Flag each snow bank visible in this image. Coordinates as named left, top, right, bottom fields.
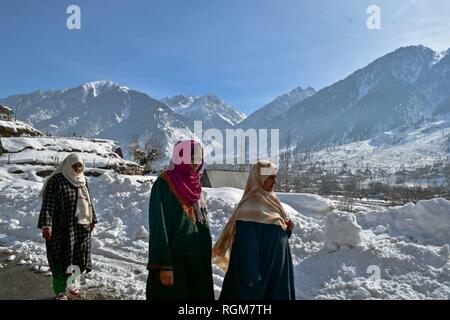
left=0, top=167, right=14, bottom=182
left=324, top=212, right=362, bottom=250
left=277, top=193, right=335, bottom=217
left=358, top=198, right=450, bottom=246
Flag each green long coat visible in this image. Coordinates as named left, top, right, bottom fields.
left=146, top=177, right=214, bottom=300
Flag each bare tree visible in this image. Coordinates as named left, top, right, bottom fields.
left=128, top=135, right=144, bottom=165
left=444, top=162, right=450, bottom=191
left=283, top=130, right=293, bottom=191
left=128, top=135, right=140, bottom=157
left=293, top=171, right=313, bottom=192
left=127, top=133, right=164, bottom=172
left=343, top=175, right=357, bottom=211
left=143, top=132, right=165, bottom=172
left=320, top=173, right=339, bottom=195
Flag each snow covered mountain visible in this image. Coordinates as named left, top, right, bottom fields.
left=161, top=95, right=197, bottom=114
left=239, top=86, right=316, bottom=129
left=298, top=117, right=450, bottom=176
left=0, top=81, right=195, bottom=162
left=259, top=46, right=450, bottom=150
left=2, top=45, right=450, bottom=168
left=162, top=93, right=246, bottom=129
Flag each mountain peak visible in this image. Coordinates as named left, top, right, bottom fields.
left=79, top=80, right=129, bottom=97
left=203, top=92, right=221, bottom=101
left=354, top=45, right=437, bottom=85
left=163, top=92, right=245, bottom=128
left=289, top=86, right=315, bottom=95
left=161, top=95, right=197, bottom=112
left=382, top=45, right=435, bottom=62
left=396, top=44, right=433, bottom=53
left=83, top=80, right=114, bottom=88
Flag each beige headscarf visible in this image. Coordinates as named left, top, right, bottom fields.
left=212, top=160, right=287, bottom=271
left=40, top=153, right=93, bottom=226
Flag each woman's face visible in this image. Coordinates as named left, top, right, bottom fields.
left=190, top=148, right=203, bottom=172
left=72, top=162, right=83, bottom=174
left=191, top=163, right=201, bottom=172
left=263, top=175, right=277, bottom=192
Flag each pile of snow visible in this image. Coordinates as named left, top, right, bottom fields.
left=324, top=212, right=362, bottom=250
left=4, top=254, right=16, bottom=262
left=1, top=170, right=449, bottom=299
left=357, top=198, right=450, bottom=246
left=277, top=192, right=335, bottom=217
left=0, top=166, right=14, bottom=181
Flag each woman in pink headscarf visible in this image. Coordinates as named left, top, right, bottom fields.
left=146, top=140, right=214, bottom=300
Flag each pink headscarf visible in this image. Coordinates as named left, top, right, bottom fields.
left=166, top=140, right=204, bottom=204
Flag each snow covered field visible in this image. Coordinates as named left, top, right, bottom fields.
left=1, top=166, right=449, bottom=300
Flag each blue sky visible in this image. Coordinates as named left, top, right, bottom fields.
left=1, top=0, right=449, bottom=114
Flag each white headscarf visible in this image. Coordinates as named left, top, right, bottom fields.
left=40, top=153, right=93, bottom=226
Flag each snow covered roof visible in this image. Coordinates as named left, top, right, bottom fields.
left=0, top=119, right=41, bottom=137
left=0, top=104, right=13, bottom=114
left=201, top=169, right=249, bottom=189
left=0, top=136, right=140, bottom=171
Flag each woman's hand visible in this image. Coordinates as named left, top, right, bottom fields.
left=159, top=270, right=174, bottom=287
left=42, top=227, right=52, bottom=240
left=286, top=219, right=295, bottom=232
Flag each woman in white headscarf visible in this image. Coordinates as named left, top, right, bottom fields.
left=213, top=160, right=295, bottom=300
left=38, top=153, right=97, bottom=300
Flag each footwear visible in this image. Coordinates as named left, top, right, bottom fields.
left=56, top=293, right=68, bottom=300
left=66, top=287, right=81, bottom=300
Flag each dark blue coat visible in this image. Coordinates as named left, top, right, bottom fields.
left=219, top=220, right=296, bottom=300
